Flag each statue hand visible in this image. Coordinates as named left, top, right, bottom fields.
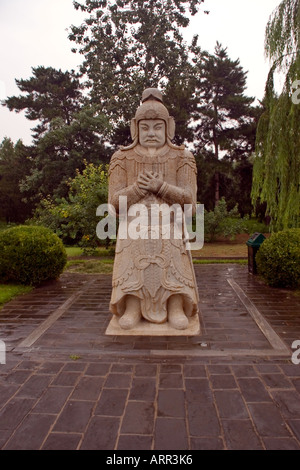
left=137, top=171, right=164, bottom=194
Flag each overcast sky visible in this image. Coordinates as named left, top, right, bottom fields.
left=0, top=0, right=281, bottom=145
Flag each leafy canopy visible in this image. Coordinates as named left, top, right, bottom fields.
left=32, top=161, right=109, bottom=251
left=69, top=0, right=206, bottom=143
left=252, top=0, right=300, bottom=230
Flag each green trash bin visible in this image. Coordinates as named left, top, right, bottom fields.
left=246, top=232, right=266, bottom=275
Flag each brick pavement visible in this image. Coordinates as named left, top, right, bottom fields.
left=0, top=265, right=300, bottom=450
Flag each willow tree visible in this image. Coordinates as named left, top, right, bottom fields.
left=252, top=0, right=300, bottom=230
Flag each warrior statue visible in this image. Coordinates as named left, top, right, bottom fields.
left=108, top=88, right=199, bottom=330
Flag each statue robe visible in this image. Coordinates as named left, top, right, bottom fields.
left=108, top=143, right=199, bottom=324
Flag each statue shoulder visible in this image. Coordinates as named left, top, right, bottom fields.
left=177, top=148, right=197, bottom=173
left=110, top=149, right=126, bottom=162
left=183, top=148, right=196, bottom=161
left=109, top=150, right=127, bottom=175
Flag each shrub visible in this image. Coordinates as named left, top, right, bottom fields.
left=256, top=228, right=300, bottom=288
left=0, top=225, right=67, bottom=286
left=31, top=162, right=109, bottom=252
left=242, top=218, right=270, bottom=235
left=204, top=198, right=248, bottom=242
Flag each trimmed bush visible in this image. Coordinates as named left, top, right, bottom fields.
left=0, top=225, right=67, bottom=286
left=204, top=198, right=248, bottom=242
left=256, top=228, right=300, bottom=288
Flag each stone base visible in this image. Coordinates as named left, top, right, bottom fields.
left=105, top=314, right=200, bottom=336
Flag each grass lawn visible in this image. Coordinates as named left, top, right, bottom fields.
left=65, top=257, right=248, bottom=274
left=0, top=284, right=32, bottom=309
left=192, top=241, right=248, bottom=258
left=65, top=258, right=114, bottom=274
left=65, top=246, right=84, bottom=257
left=193, top=259, right=247, bottom=265
left=66, top=240, right=248, bottom=261
left=65, top=246, right=115, bottom=258
left=64, top=240, right=248, bottom=274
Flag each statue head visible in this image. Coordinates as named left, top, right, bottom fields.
left=129, top=88, right=176, bottom=147
left=138, top=119, right=166, bottom=149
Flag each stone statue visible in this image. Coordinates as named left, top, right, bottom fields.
left=108, top=88, right=199, bottom=331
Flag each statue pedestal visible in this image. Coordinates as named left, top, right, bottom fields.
left=105, top=314, right=200, bottom=336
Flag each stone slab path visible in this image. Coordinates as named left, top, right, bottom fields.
left=1, top=265, right=300, bottom=450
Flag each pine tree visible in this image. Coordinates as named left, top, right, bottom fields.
left=0, top=138, right=34, bottom=222
left=4, top=66, right=110, bottom=203
left=193, top=42, right=255, bottom=206
left=4, top=66, right=83, bottom=141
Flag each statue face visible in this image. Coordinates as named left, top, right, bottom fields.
left=138, top=119, right=166, bottom=149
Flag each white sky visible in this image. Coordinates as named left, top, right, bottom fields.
left=0, top=0, right=281, bottom=145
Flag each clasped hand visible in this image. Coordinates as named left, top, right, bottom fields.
left=137, top=170, right=164, bottom=194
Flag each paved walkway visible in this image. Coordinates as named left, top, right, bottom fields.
left=1, top=265, right=300, bottom=450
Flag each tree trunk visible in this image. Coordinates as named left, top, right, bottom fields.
left=214, top=171, right=220, bottom=206
left=213, top=123, right=220, bottom=206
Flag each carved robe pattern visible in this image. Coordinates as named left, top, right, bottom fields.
left=108, top=144, right=199, bottom=324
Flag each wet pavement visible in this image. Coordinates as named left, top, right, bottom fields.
left=1, top=264, right=300, bottom=450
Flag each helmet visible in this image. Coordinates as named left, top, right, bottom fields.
left=130, top=88, right=175, bottom=141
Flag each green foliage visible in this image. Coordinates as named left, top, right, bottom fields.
left=19, top=104, right=110, bottom=204
left=4, top=66, right=83, bottom=139
left=194, top=43, right=255, bottom=157
left=2, top=0, right=259, bottom=224
left=204, top=198, right=248, bottom=242
left=69, top=0, right=206, bottom=145
left=196, top=153, right=257, bottom=216
left=256, top=228, right=300, bottom=288
left=192, top=42, right=257, bottom=207
left=0, top=138, right=34, bottom=222
left=4, top=67, right=110, bottom=205
left=265, top=0, right=299, bottom=71
left=242, top=218, right=270, bottom=235
left=32, top=162, right=108, bottom=252
left=252, top=69, right=300, bottom=230
left=0, top=221, right=17, bottom=232
left=0, top=226, right=67, bottom=286
left=252, top=0, right=300, bottom=230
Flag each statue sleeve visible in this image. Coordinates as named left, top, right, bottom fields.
left=108, top=152, right=146, bottom=214
left=157, top=150, right=197, bottom=212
